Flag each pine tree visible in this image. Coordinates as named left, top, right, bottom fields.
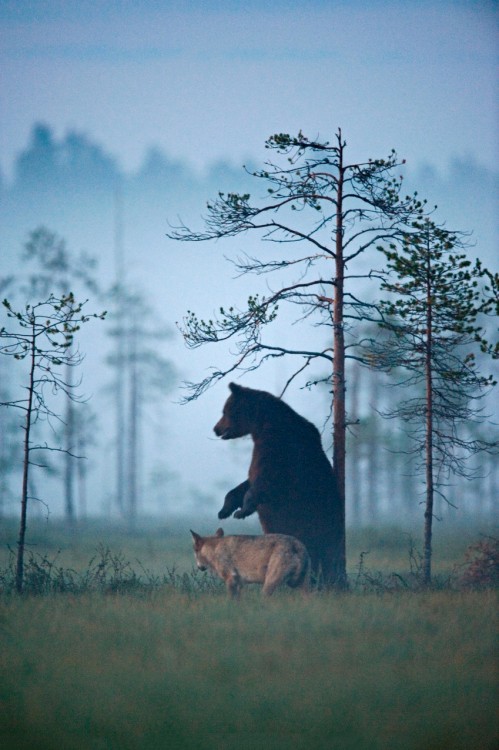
left=169, top=129, right=428, bottom=586
left=375, top=219, right=498, bottom=583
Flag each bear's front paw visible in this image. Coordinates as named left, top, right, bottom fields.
left=233, top=509, right=248, bottom=520
left=218, top=507, right=232, bottom=519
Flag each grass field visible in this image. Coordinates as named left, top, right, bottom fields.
left=0, top=518, right=497, bottom=750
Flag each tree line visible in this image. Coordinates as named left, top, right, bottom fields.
left=1, top=123, right=252, bottom=201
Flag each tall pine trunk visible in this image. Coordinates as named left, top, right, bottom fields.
left=16, top=325, right=36, bottom=593
left=332, top=134, right=347, bottom=587
left=366, top=375, right=380, bottom=524
left=64, top=360, right=75, bottom=523
left=114, top=185, right=126, bottom=516
left=127, top=328, right=138, bottom=525
left=348, top=362, right=361, bottom=526
left=423, top=257, right=434, bottom=585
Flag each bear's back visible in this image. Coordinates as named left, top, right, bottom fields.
left=249, top=391, right=335, bottom=508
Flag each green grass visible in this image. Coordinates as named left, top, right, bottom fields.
left=0, top=517, right=195, bottom=578
left=0, top=590, right=497, bottom=750
left=0, top=519, right=497, bottom=749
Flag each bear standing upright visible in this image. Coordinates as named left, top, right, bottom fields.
left=214, top=382, right=344, bottom=587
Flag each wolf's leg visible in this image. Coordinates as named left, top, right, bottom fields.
left=287, top=553, right=312, bottom=595
left=218, top=480, right=250, bottom=519
left=261, top=552, right=285, bottom=596
left=225, top=570, right=242, bottom=598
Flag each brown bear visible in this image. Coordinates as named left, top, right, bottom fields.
left=214, top=382, right=344, bottom=587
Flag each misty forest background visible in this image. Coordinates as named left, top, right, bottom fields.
left=1, top=123, right=498, bottom=529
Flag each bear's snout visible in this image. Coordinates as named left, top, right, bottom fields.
left=214, top=420, right=230, bottom=439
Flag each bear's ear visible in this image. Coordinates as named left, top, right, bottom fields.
left=229, top=382, right=244, bottom=395
left=215, top=527, right=224, bottom=537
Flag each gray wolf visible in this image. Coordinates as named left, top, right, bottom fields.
left=190, top=528, right=311, bottom=597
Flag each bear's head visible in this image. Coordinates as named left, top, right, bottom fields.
left=213, top=382, right=254, bottom=439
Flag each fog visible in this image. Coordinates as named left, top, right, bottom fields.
left=1, top=2, right=497, bottom=528
left=1, top=124, right=497, bottom=526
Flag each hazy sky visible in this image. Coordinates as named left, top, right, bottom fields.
left=1, top=1, right=497, bottom=515
left=1, top=0, right=497, bottom=181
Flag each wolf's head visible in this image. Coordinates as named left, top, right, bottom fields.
left=190, top=528, right=224, bottom=570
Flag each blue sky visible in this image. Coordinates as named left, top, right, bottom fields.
left=0, top=0, right=497, bottom=180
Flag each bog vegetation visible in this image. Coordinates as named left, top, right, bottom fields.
left=0, top=521, right=497, bottom=750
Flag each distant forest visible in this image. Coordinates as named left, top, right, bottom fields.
left=2, top=122, right=498, bottom=260
left=1, top=122, right=256, bottom=204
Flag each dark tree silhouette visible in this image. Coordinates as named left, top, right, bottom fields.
left=15, top=124, right=60, bottom=190
left=13, top=123, right=120, bottom=195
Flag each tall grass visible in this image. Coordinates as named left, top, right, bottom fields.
left=0, top=589, right=497, bottom=749
left=0, top=520, right=497, bottom=749
left=1, top=516, right=492, bottom=582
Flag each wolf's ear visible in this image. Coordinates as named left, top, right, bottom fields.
left=190, top=530, right=201, bottom=542
left=215, top=528, right=224, bottom=537
left=229, top=382, right=243, bottom=394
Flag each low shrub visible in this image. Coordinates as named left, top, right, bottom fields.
left=0, top=544, right=223, bottom=597
left=458, top=536, right=499, bottom=589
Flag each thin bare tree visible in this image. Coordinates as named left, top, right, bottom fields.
left=0, top=294, right=105, bottom=592
left=20, top=227, right=99, bottom=522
